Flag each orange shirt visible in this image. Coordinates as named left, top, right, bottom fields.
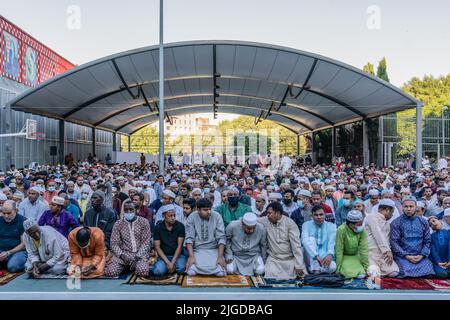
left=68, top=227, right=106, bottom=268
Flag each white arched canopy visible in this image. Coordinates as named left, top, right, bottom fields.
left=8, top=40, right=420, bottom=136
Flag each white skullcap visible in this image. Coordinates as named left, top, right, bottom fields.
left=369, top=189, right=380, bottom=196
left=66, top=181, right=74, bottom=186
left=8, top=183, right=16, bottom=188
left=347, top=210, right=364, bottom=223
left=170, top=181, right=178, bottom=187
left=51, top=196, right=66, bottom=206
left=445, top=208, right=450, bottom=217
left=160, top=204, right=176, bottom=214
left=29, top=186, right=41, bottom=193
left=416, top=201, right=426, bottom=209
left=325, top=185, right=335, bottom=191
left=0, top=193, right=7, bottom=201
left=298, top=189, right=312, bottom=198
left=379, top=199, right=396, bottom=208
left=242, top=212, right=257, bottom=226
left=443, top=197, right=450, bottom=202
left=23, top=219, right=38, bottom=231
left=192, top=188, right=202, bottom=194
left=268, top=193, right=282, bottom=200
left=163, top=189, right=176, bottom=199
left=311, top=180, right=320, bottom=185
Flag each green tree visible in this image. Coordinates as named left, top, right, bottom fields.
left=377, top=57, right=390, bottom=82
left=363, top=62, right=375, bottom=75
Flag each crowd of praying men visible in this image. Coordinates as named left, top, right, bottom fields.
left=1, top=155, right=450, bottom=283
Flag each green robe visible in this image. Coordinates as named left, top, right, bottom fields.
left=335, top=224, right=369, bottom=278
left=216, top=203, right=252, bottom=227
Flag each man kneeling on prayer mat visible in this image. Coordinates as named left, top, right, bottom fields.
left=23, top=219, right=70, bottom=277
left=225, top=212, right=267, bottom=276
left=105, top=201, right=151, bottom=277
left=185, top=198, right=227, bottom=276
left=258, top=202, right=307, bottom=280
left=301, top=205, right=337, bottom=274
left=150, top=204, right=187, bottom=276
left=67, top=227, right=106, bottom=279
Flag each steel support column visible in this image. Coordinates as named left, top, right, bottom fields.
left=112, top=132, right=117, bottom=152
left=362, top=120, right=369, bottom=166
left=92, top=127, right=96, bottom=156
left=416, top=103, right=423, bottom=171
left=58, top=120, right=65, bottom=165
left=158, top=0, right=165, bottom=174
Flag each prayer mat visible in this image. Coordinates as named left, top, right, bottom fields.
left=0, top=270, right=23, bottom=286
left=181, top=275, right=252, bottom=288
left=126, top=273, right=180, bottom=285
left=251, top=276, right=303, bottom=289
left=381, top=277, right=434, bottom=290
left=27, top=273, right=129, bottom=280
left=251, top=276, right=369, bottom=290
left=423, top=279, right=450, bottom=292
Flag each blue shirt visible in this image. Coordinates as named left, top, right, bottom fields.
left=301, top=220, right=337, bottom=259
left=430, top=229, right=450, bottom=264
left=66, top=204, right=81, bottom=222
left=0, top=214, right=25, bottom=252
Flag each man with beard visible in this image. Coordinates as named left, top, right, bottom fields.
left=84, top=191, right=117, bottom=249
left=216, top=187, right=252, bottom=228
left=225, top=213, right=267, bottom=276
left=0, top=200, right=27, bottom=272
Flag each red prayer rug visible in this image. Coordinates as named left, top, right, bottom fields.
left=381, top=277, right=435, bottom=290
left=423, top=279, right=450, bottom=292
left=0, top=270, right=23, bottom=286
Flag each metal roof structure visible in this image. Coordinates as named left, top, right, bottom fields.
left=8, top=40, right=421, bottom=135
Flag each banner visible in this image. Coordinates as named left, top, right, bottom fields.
left=0, top=15, right=75, bottom=87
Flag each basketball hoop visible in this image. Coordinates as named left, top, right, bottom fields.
left=26, top=119, right=37, bottom=140
left=36, top=132, right=45, bottom=141
left=0, top=118, right=38, bottom=139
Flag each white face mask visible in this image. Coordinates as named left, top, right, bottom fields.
left=81, top=193, right=89, bottom=200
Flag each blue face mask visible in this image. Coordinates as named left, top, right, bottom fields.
left=124, top=212, right=136, bottom=221
left=297, top=200, right=304, bottom=209
left=203, top=188, right=210, bottom=193
left=354, top=225, right=364, bottom=233
left=343, top=199, right=351, bottom=207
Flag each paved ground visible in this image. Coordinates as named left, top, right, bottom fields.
left=1, top=273, right=450, bottom=300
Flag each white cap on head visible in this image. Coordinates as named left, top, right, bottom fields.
left=51, top=196, right=66, bottom=206
left=268, top=193, right=282, bottom=200
left=29, top=186, right=41, bottom=193
left=369, top=189, right=380, bottom=196
left=298, top=189, right=312, bottom=198
left=347, top=210, right=364, bottom=223
left=23, top=219, right=38, bottom=231
left=445, top=208, right=450, bottom=217
left=242, top=212, right=258, bottom=226
left=416, top=201, right=426, bottom=209
left=170, top=181, right=178, bottom=187
left=378, top=199, right=395, bottom=208
left=163, top=189, right=176, bottom=199
left=160, top=204, right=176, bottom=214
left=0, top=193, right=7, bottom=201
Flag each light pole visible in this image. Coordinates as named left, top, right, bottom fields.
left=443, top=105, right=449, bottom=158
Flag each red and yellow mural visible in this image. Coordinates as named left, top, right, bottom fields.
left=0, top=15, right=75, bottom=87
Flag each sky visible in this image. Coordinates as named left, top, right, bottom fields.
left=1, top=0, right=449, bottom=123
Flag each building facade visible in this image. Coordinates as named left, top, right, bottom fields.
left=0, top=16, right=116, bottom=171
